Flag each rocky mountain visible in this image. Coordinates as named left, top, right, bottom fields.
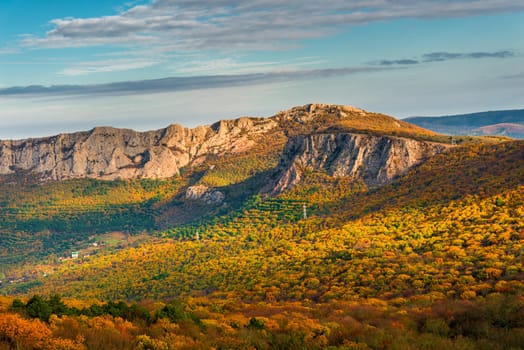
left=0, top=117, right=276, bottom=181
left=0, top=104, right=447, bottom=194
left=404, top=109, right=524, bottom=138
left=270, top=133, right=449, bottom=194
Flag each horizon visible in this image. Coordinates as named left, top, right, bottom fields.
left=0, top=103, right=523, bottom=142
left=1, top=1, right=523, bottom=139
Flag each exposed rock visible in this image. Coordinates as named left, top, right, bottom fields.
left=0, top=116, right=277, bottom=181
left=269, top=133, right=449, bottom=194
left=185, top=185, right=209, bottom=200
left=185, top=185, right=225, bottom=205
left=0, top=103, right=445, bottom=188
left=274, top=103, right=366, bottom=124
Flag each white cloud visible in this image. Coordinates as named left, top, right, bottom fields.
left=172, top=57, right=323, bottom=75
left=15, top=0, right=523, bottom=78
left=22, top=0, right=524, bottom=51
left=58, top=59, right=161, bottom=76
left=0, top=66, right=391, bottom=97
left=0, top=47, right=19, bottom=55
left=174, top=58, right=279, bottom=75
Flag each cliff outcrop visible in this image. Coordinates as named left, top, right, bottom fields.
left=270, top=133, right=449, bottom=194
left=0, top=117, right=277, bottom=181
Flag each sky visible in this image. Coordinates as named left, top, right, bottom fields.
left=0, top=0, right=523, bottom=139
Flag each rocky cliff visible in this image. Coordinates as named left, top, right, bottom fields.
left=0, top=117, right=277, bottom=181
left=270, top=133, right=449, bottom=194
left=0, top=103, right=447, bottom=189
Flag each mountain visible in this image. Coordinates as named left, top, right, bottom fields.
left=404, top=109, right=524, bottom=138
left=1, top=103, right=523, bottom=350
left=0, top=117, right=278, bottom=181
left=11, top=140, right=522, bottom=302
left=0, top=103, right=452, bottom=267
left=0, top=103, right=442, bottom=184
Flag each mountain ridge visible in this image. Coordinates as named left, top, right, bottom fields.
left=0, top=114, right=277, bottom=182
left=0, top=103, right=444, bottom=186
left=405, top=108, right=524, bottom=138
left=0, top=103, right=455, bottom=267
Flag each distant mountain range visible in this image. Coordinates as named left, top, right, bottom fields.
left=404, top=109, right=524, bottom=139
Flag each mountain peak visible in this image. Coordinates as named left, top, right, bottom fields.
left=273, top=103, right=438, bottom=138
left=275, top=103, right=365, bottom=123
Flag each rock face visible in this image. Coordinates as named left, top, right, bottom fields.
left=0, top=103, right=448, bottom=191
left=270, top=133, right=449, bottom=194
left=185, top=185, right=225, bottom=205
left=0, top=117, right=277, bottom=181
left=274, top=103, right=367, bottom=124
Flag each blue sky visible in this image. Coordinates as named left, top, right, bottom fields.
left=1, top=0, right=523, bottom=139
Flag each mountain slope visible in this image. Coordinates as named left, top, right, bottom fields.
left=405, top=109, right=524, bottom=138
left=0, top=105, right=448, bottom=259
left=3, top=140, right=522, bottom=302
left=1, top=103, right=516, bottom=289
left=1, top=105, right=523, bottom=350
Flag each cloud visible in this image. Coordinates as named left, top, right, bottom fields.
left=501, top=72, right=524, bottom=79
left=58, top=59, right=162, bottom=76
left=21, top=1, right=524, bottom=51
left=373, top=59, right=420, bottom=66
left=0, top=47, right=19, bottom=55
left=170, top=56, right=324, bottom=76
left=422, top=50, right=515, bottom=62
left=371, top=50, right=516, bottom=66
left=0, top=66, right=390, bottom=97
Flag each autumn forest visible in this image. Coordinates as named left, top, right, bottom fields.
left=0, top=107, right=523, bottom=350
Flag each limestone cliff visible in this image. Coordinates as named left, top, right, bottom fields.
left=270, top=133, right=449, bottom=194
left=0, top=117, right=277, bottom=181
left=0, top=103, right=447, bottom=188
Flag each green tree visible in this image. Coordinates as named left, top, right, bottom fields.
left=25, top=295, right=52, bottom=321
left=48, top=294, right=69, bottom=316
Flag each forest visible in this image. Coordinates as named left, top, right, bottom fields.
left=1, top=292, right=523, bottom=349
left=0, top=137, right=523, bottom=349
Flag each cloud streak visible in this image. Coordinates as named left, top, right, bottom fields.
left=422, top=50, right=515, bottom=62
left=371, top=50, right=516, bottom=66
left=375, top=59, right=420, bottom=66
left=22, top=1, right=524, bottom=51
left=0, top=66, right=389, bottom=97
left=58, top=59, right=162, bottom=76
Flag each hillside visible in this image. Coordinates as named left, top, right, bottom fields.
left=3, top=140, right=521, bottom=299
left=1, top=104, right=523, bottom=349
left=0, top=139, right=522, bottom=349
left=405, top=109, right=524, bottom=138
left=0, top=103, right=451, bottom=268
